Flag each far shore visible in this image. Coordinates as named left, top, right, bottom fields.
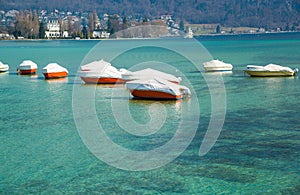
left=1, top=30, right=299, bottom=41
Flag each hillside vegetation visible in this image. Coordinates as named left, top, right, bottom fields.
left=2, top=0, right=300, bottom=28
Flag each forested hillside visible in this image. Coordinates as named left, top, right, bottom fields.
left=1, top=0, right=300, bottom=28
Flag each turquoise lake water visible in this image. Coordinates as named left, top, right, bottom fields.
left=1, top=33, right=300, bottom=194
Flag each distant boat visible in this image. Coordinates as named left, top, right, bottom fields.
left=203, top=60, right=233, bottom=71
left=121, top=68, right=181, bottom=84
left=126, top=78, right=190, bottom=100
left=79, top=59, right=125, bottom=84
left=0, top=61, right=9, bottom=72
left=42, top=63, right=68, bottom=79
left=17, top=60, right=38, bottom=75
left=244, top=64, right=298, bottom=77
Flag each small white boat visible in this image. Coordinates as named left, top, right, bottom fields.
left=203, top=60, right=233, bottom=71
left=0, top=61, right=9, bottom=72
left=79, top=59, right=125, bottom=84
left=126, top=78, right=191, bottom=100
left=244, top=64, right=298, bottom=77
left=42, top=63, right=68, bottom=79
left=121, top=68, right=181, bottom=84
left=17, top=60, right=38, bottom=75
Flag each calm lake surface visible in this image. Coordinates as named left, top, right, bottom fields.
left=1, top=33, right=299, bottom=194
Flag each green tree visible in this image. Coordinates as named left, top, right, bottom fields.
left=39, top=21, right=45, bottom=38
left=143, top=16, right=149, bottom=23
left=216, top=25, right=221, bottom=34
left=82, top=26, right=88, bottom=39
left=122, top=15, right=128, bottom=30
left=179, top=20, right=185, bottom=31
left=285, top=24, right=290, bottom=31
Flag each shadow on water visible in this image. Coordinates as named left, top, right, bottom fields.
left=173, top=105, right=299, bottom=180
left=8, top=72, right=19, bottom=76
left=281, top=183, right=300, bottom=195
left=174, top=162, right=257, bottom=184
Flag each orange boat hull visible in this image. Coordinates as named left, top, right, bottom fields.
left=81, top=77, right=126, bottom=84
left=130, top=90, right=181, bottom=100
left=43, top=71, right=68, bottom=79
left=18, top=68, right=37, bottom=75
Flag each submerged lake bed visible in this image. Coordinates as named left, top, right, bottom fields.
left=0, top=33, right=300, bottom=194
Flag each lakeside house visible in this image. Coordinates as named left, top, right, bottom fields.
left=92, top=30, right=110, bottom=38
left=45, top=20, right=68, bottom=39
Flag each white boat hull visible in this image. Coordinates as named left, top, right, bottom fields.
left=203, top=60, right=233, bottom=72
left=0, top=66, right=9, bottom=72
left=204, top=66, right=233, bottom=71
left=0, top=63, right=9, bottom=72
left=244, top=70, right=295, bottom=77
left=244, top=64, right=298, bottom=77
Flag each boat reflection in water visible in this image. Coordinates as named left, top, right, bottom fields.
left=45, top=77, right=69, bottom=84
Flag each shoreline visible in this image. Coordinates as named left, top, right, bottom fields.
left=1, top=31, right=299, bottom=41
left=194, top=30, right=300, bottom=36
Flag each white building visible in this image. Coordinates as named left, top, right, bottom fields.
left=92, top=31, right=110, bottom=38
left=45, top=20, right=60, bottom=38
left=45, top=20, right=69, bottom=39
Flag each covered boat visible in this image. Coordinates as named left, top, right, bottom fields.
left=17, top=60, right=38, bottom=75
left=244, top=64, right=298, bottom=77
left=125, top=78, right=191, bottom=100
left=203, top=60, right=233, bottom=71
left=42, top=63, right=68, bottom=79
left=0, top=61, right=9, bottom=72
left=121, top=68, right=181, bottom=84
left=79, top=59, right=125, bottom=84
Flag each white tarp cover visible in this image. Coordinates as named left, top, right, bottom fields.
left=126, top=78, right=191, bottom=96
left=79, top=59, right=122, bottom=78
left=0, top=61, right=9, bottom=69
left=247, top=64, right=293, bottom=72
left=203, top=60, right=233, bottom=68
left=121, top=68, right=181, bottom=83
left=42, top=63, right=68, bottom=73
left=18, top=60, right=38, bottom=70
left=80, top=59, right=111, bottom=71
